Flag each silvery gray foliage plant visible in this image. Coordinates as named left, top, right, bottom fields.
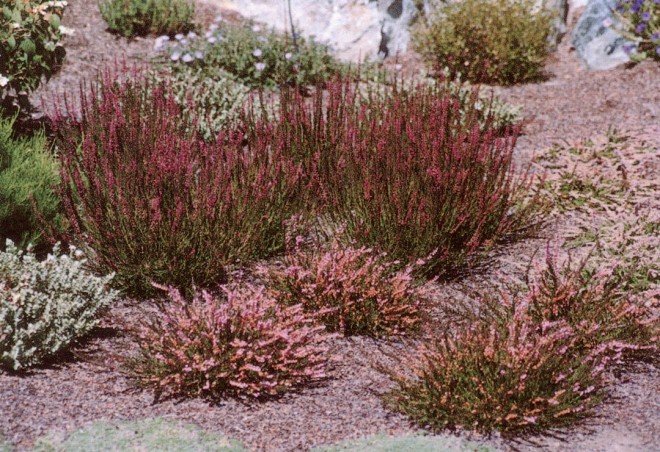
left=0, top=240, right=117, bottom=371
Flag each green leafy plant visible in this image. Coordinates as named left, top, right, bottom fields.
left=613, top=0, right=659, bottom=62
left=128, top=284, right=331, bottom=400
left=264, top=240, right=429, bottom=337
left=159, top=19, right=341, bottom=89
left=0, top=240, right=117, bottom=371
left=412, top=0, right=555, bottom=85
left=0, top=111, right=61, bottom=249
left=100, top=0, right=195, bottom=38
left=0, top=0, right=67, bottom=110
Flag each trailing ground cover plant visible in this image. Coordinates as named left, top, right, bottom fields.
left=264, top=239, right=429, bottom=337
left=613, top=0, right=659, bottom=61
left=100, top=0, right=195, bottom=38
left=384, top=252, right=657, bottom=435
left=257, top=78, right=541, bottom=277
left=158, top=18, right=341, bottom=89
left=0, top=240, right=117, bottom=371
left=0, top=111, right=61, bottom=249
left=51, top=69, right=298, bottom=297
left=128, top=285, right=331, bottom=400
left=0, top=0, right=67, bottom=111
left=412, top=0, right=555, bottom=84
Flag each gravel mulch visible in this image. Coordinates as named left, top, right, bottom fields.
left=3, top=1, right=659, bottom=451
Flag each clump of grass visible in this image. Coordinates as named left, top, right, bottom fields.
left=100, top=0, right=196, bottom=38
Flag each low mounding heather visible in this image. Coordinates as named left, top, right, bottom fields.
left=0, top=241, right=117, bottom=371
left=384, top=252, right=657, bottom=435
left=253, top=79, right=541, bottom=277
left=51, top=68, right=298, bottom=297
left=128, top=285, right=331, bottom=400
left=265, top=240, right=428, bottom=337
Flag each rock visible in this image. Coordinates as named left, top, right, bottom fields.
left=571, top=0, right=635, bottom=70
left=211, top=0, right=423, bottom=62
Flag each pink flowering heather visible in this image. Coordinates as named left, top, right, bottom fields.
left=246, top=78, right=543, bottom=278
left=128, top=284, right=332, bottom=400
left=265, top=240, right=429, bottom=337
left=50, top=67, right=300, bottom=297
left=384, top=292, right=611, bottom=435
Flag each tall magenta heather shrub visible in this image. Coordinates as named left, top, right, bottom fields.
left=52, top=69, right=299, bottom=296
left=249, top=79, right=541, bottom=277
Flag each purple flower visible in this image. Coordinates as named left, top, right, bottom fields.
left=641, top=12, right=651, bottom=21
left=657, top=46, right=660, bottom=55
left=636, top=23, right=646, bottom=33
left=623, top=44, right=634, bottom=54
left=652, top=32, right=660, bottom=41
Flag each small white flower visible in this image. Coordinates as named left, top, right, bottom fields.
left=179, top=38, right=188, bottom=46
left=253, top=48, right=263, bottom=57
left=58, top=25, right=75, bottom=35
left=182, top=53, right=194, bottom=63
left=213, top=15, right=223, bottom=23
left=207, top=36, right=217, bottom=44
left=258, top=36, right=268, bottom=43
left=394, top=63, right=403, bottom=72
left=602, top=17, right=613, bottom=28
left=252, top=25, right=261, bottom=33
left=156, top=35, right=170, bottom=43
left=187, top=31, right=197, bottom=39
left=209, top=24, right=219, bottom=32
left=194, top=51, right=204, bottom=59
left=284, top=52, right=293, bottom=60
left=175, top=33, right=184, bottom=41
left=255, top=62, right=266, bottom=71
left=0, top=75, right=9, bottom=88
left=170, top=51, right=181, bottom=61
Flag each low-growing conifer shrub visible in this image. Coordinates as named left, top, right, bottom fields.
left=128, top=284, right=332, bottom=400
left=412, top=0, right=555, bottom=85
left=100, top=0, right=195, bottom=38
left=0, top=240, right=117, bottom=371
left=0, top=112, right=61, bottom=249
left=255, top=79, right=541, bottom=277
left=51, top=68, right=298, bottom=297
left=265, top=240, right=428, bottom=337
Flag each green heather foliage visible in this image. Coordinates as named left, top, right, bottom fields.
left=265, top=240, right=429, bottom=337
left=413, top=0, right=555, bottom=84
left=0, top=241, right=117, bottom=371
left=52, top=69, right=297, bottom=297
left=256, top=79, right=541, bottom=277
left=0, top=0, right=67, bottom=108
left=161, top=19, right=340, bottom=89
left=0, top=112, right=60, bottom=248
left=32, top=418, right=247, bottom=452
left=129, top=285, right=331, bottom=400
left=100, top=0, right=195, bottom=38
left=384, top=253, right=657, bottom=435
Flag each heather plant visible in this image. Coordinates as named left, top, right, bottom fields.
left=264, top=239, right=429, bottom=337
left=128, top=284, right=331, bottom=400
left=51, top=69, right=298, bottom=297
left=384, top=299, right=610, bottom=435
left=613, top=0, right=660, bottom=61
left=412, top=0, right=555, bottom=85
left=0, top=240, right=117, bottom=371
left=99, top=0, right=195, bottom=38
left=0, top=0, right=67, bottom=111
left=258, top=79, right=541, bottom=277
left=0, top=111, right=61, bottom=249
left=158, top=19, right=341, bottom=89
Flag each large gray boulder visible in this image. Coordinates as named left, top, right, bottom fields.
left=571, top=0, right=636, bottom=70
left=211, top=0, right=569, bottom=62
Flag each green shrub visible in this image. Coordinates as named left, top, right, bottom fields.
left=0, top=112, right=61, bottom=249
left=0, top=0, right=67, bottom=109
left=412, top=0, right=555, bottom=85
left=100, top=0, right=195, bottom=38
left=159, top=19, right=341, bottom=89
left=614, top=0, right=659, bottom=62
left=0, top=240, right=117, bottom=371
left=148, top=67, right=250, bottom=142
